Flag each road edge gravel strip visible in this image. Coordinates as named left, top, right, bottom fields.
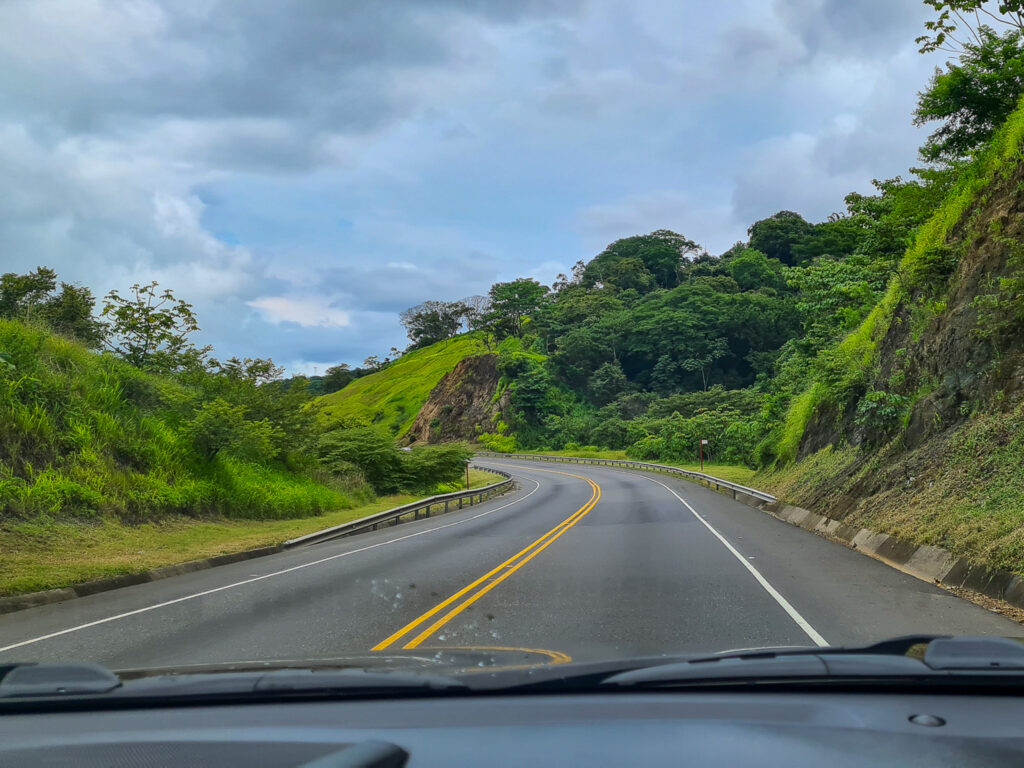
left=481, top=452, right=1024, bottom=613
left=0, top=466, right=514, bottom=617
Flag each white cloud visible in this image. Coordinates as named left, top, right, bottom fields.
left=247, top=295, right=351, bottom=328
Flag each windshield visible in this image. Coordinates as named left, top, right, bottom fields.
left=1, top=0, right=1023, bottom=683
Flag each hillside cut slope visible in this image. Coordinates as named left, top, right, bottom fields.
left=405, top=354, right=507, bottom=444
left=769, top=105, right=1024, bottom=574
left=318, top=334, right=487, bottom=436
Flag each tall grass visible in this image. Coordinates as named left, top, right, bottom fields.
left=0, top=319, right=350, bottom=522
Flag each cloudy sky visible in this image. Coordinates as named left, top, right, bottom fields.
left=0, top=0, right=942, bottom=372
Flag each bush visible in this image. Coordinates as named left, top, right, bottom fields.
left=318, top=425, right=405, bottom=494
left=477, top=432, right=517, bottom=452
left=401, top=442, right=473, bottom=492
left=184, top=398, right=282, bottom=463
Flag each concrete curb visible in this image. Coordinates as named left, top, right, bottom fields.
left=0, top=545, right=284, bottom=617
left=755, top=498, right=1024, bottom=612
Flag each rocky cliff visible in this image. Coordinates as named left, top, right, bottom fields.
left=404, top=354, right=508, bottom=444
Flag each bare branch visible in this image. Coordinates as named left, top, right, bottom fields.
left=951, top=8, right=983, bottom=44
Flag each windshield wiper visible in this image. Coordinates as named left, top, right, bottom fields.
left=0, top=662, right=467, bottom=705
left=601, top=636, right=1024, bottom=688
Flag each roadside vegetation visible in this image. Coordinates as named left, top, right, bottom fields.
left=0, top=468, right=501, bottom=596
left=0, top=272, right=477, bottom=595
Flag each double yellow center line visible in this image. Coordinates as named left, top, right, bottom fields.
left=372, top=469, right=601, bottom=651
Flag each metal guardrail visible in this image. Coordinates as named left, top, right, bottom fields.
left=474, top=452, right=777, bottom=504
left=283, top=466, right=515, bottom=548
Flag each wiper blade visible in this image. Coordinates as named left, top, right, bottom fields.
left=602, top=636, right=1024, bottom=688
left=0, top=662, right=466, bottom=704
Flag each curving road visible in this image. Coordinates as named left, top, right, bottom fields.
left=0, top=460, right=1019, bottom=669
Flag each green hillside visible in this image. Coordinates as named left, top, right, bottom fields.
left=0, top=319, right=351, bottom=521
left=318, top=334, right=488, bottom=435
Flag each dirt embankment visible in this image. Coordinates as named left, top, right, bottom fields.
left=405, top=354, right=507, bottom=444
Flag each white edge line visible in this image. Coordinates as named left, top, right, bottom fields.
left=0, top=477, right=544, bottom=655
left=639, top=474, right=829, bottom=648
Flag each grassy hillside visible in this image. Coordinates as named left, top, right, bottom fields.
left=318, top=333, right=488, bottom=435
left=757, top=96, right=1024, bottom=575
left=0, top=319, right=354, bottom=520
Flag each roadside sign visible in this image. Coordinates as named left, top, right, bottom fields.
left=701, top=439, right=708, bottom=445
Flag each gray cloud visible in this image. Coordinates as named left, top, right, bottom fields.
left=0, top=0, right=946, bottom=369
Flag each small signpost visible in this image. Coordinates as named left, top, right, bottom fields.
left=466, top=459, right=471, bottom=490
left=699, top=439, right=708, bottom=471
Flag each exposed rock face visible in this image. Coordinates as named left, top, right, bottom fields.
left=405, top=354, right=507, bottom=444
left=798, top=158, right=1024, bottom=461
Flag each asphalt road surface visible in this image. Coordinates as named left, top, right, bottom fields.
left=0, top=460, right=1019, bottom=670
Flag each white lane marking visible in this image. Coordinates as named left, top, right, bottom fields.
left=0, top=478, right=543, bottom=655
left=637, top=474, right=829, bottom=647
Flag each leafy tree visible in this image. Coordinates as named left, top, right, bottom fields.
left=401, top=442, right=473, bottom=492
left=485, top=278, right=549, bottom=339
left=680, top=338, right=730, bottom=391
left=915, top=27, right=1024, bottom=163
left=212, top=356, right=284, bottom=384
left=747, top=211, right=813, bottom=266
left=583, top=230, right=703, bottom=290
left=400, top=300, right=468, bottom=348
left=102, top=281, right=211, bottom=373
left=184, top=398, right=281, bottom=462
left=317, top=425, right=405, bottom=493
left=0, top=267, right=106, bottom=347
left=727, top=249, right=787, bottom=292
left=321, top=363, right=355, bottom=395
left=588, top=360, right=628, bottom=405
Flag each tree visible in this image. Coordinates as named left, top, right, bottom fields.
left=916, top=1, right=1024, bottom=55
left=485, top=278, right=549, bottom=339
left=588, top=360, right=628, bottom=405
left=727, top=249, right=786, bottom=292
left=321, top=363, right=354, bottom=395
left=102, top=281, right=211, bottom=373
left=914, top=27, right=1024, bottom=163
left=680, top=338, right=730, bottom=391
left=583, top=230, right=703, bottom=290
left=399, top=300, right=467, bottom=348
left=747, top=212, right=813, bottom=267
left=212, top=356, right=284, bottom=384
left=0, top=266, right=106, bottom=347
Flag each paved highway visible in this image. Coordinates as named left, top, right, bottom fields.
left=0, top=460, right=1019, bottom=670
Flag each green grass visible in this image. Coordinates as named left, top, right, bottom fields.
left=0, top=319, right=351, bottom=521
left=319, top=334, right=488, bottom=436
left=0, top=468, right=506, bottom=596
left=757, top=402, right=1024, bottom=576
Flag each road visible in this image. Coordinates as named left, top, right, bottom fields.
left=0, top=460, right=1019, bottom=670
